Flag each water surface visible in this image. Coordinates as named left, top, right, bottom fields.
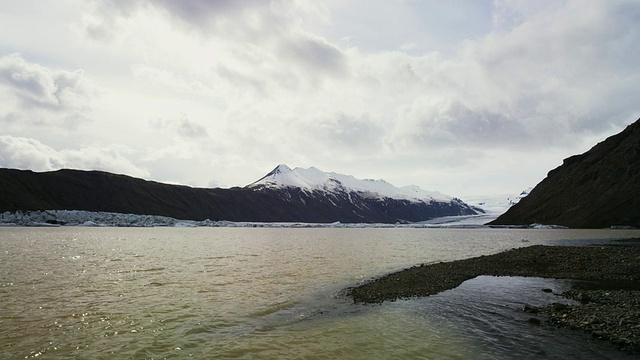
left=1, top=227, right=638, bottom=359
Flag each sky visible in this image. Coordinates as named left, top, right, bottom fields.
left=0, top=0, right=638, bottom=198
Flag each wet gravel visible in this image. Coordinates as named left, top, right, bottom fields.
left=347, top=242, right=640, bottom=353
left=536, top=289, right=640, bottom=354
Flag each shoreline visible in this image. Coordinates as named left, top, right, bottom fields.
left=347, top=241, right=640, bottom=353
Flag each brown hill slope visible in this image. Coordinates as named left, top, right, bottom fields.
left=489, top=118, right=640, bottom=228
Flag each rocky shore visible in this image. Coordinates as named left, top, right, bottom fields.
left=530, top=289, right=640, bottom=353
left=347, top=242, right=640, bottom=353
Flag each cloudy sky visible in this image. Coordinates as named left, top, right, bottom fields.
left=0, top=0, right=638, bottom=197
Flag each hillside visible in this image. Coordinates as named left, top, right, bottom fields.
left=490, top=118, right=640, bottom=228
left=0, top=166, right=479, bottom=224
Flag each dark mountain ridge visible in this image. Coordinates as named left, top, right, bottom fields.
left=490, top=118, right=640, bottom=228
left=0, top=167, right=479, bottom=224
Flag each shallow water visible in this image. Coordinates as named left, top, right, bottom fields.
left=1, top=227, right=638, bottom=359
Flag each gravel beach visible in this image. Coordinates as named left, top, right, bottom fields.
left=347, top=242, right=640, bottom=353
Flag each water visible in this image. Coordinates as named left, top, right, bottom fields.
left=1, top=227, right=638, bottom=359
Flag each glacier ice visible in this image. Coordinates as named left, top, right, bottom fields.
left=0, top=209, right=496, bottom=228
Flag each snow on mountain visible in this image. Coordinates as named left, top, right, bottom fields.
left=513, top=187, right=533, bottom=204
left=247, top=164, right=453, bottom=203
left=462, top=187, right=533, bottom=216
left=414, top=188, right=534, bottom=227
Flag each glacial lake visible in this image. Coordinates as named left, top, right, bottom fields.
left=1, top=227, right=639, bottom=359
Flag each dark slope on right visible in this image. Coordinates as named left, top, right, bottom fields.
left=489, top=118, right=640, bottom=228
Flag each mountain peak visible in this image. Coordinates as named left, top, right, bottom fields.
left=267, top=164, right=293, bottom=176
left=247, top=165, right=453, bottom=203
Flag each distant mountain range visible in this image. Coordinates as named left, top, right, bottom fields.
left=0, top=164, right=481, bottom=224
left=7, top=113, right=638, bottom=229
left=490, top=118, right=640, bottom=228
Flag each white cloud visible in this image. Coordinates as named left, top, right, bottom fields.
left=278, top=36, right=346, bottom=75
left=149, top=113, right=209, bottom=140
left=309, top=112, right=384, bottom=151
left=0, top=53, right=95, bottom=130
left=0, top=135, right=64, bottom=171
left=0, top=136, right=149, bottom=178
left=0, top=53, right=92, bottom=111
left=60, top=146, right=149, bottom=178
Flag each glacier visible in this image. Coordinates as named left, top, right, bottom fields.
left=0, top=209, right=494, bottom=228
left=0, top=183, right=535, bottom=228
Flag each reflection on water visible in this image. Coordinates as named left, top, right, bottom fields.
left=1, top=227, right=639, bottom=359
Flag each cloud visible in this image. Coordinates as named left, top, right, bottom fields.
left=80, top=0, right=342, bottom=89
left=215, top=64, right=266, bottom=95
left=60, top=146, right=149, bottom=178
left=153, top=0, right=265, bottom=29
left=353, top=0, right=640, bottom=154
left=79, top=2, right=640, bottom=137
left=0, top=136, right=149, bottom=178
left=305, top=112, right=384, bottom=152
left=2, top=0, right=638, bottom=196
left=278, top=36, right=346, bottom=75
left=394, top=100, right=530, bottom=148
left=0, top=54, right=94, bottom=129
left=465, top=0, right=640, bottom=124
left=0, top=53, right=92, bottom=111
left=149, top=113, right=209, bottom=140
left=0, top=135, right=64, bottom=171
left=83, top=0, right=288, bottom=43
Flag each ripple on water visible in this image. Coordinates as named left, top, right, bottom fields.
left=248, top=300, right=298, bottom=318
left=3, top=227, right=640, bottom=359
left=116, top=267, right=166, bottom=274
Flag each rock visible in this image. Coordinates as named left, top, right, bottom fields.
left=576, top=292, right=591, bottom=304
left=552, top=303, right=568, bottom=311
left=528, top=318, right=542, bottom=325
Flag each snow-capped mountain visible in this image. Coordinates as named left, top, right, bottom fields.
left=247, top=164, right=452, bottom=203
left=245, top=164, right=481, bottom=223
left=0, top=166, right=481, bottom=224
